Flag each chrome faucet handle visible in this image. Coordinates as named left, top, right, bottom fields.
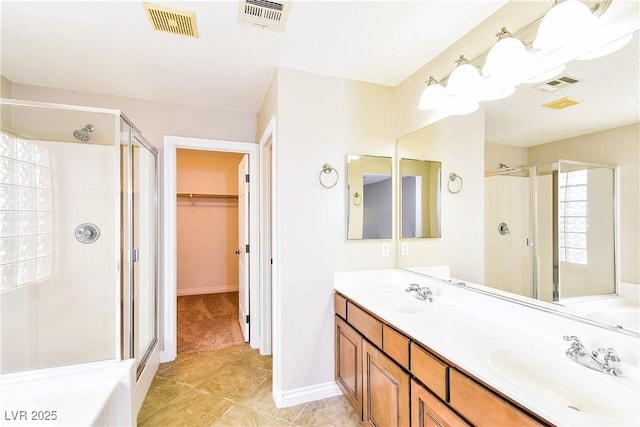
left=563, top=335, right=584, bottom=348
left=418, top=287, right=433, bottom=302
left=593, top=347, right=622, bottom=365
left=405, top=283, right=421, bottom=293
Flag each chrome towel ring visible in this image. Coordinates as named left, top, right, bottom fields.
left=319, top=163, right=339, bottom=188
left=448, top=172, right=463, bottom=193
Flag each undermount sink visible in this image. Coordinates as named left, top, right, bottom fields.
left=478, top=341, right=640, bottom=426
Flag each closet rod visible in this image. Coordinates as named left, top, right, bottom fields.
left=177, top=192, right=238, bottom=199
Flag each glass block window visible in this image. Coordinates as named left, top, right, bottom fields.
left=559, top=169, right=587, bottom=265
left=0, top=133, right=53, bottom=290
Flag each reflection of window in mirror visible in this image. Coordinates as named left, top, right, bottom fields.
left=346, top=155, right=392, bottom=240
left=400, top=158, right=442, bottom=238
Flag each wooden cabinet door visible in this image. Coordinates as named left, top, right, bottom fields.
left=335, top=315, right=363, bottom=419
left=411, top=379, right=470, bottom=427
left=363, top=340, right=410, bottom=427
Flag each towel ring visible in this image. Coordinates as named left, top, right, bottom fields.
left=352, top=192, right=362, bottom=205
left=448, top=172, right=463, bottom=193
left=319, top=163, right=339, bottom=188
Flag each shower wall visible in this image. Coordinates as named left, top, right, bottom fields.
left=484, top=175, right=532, bottom=297
left=1, top=137, right=115, bottom=373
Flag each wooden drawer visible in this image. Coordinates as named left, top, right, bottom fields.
left=449, top=369, right=542, bottom=426
left=410, top=343, right=448, bottom=401
left=383, top=325, right=409, bottom=370
left=411, top=379, right=470, bottom=427
left=335, top=293, right=348, bottom=319
left=347, top=302, right=383, bottom=348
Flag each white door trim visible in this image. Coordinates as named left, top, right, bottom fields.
left=259, top=116, right=276, bottom=358
left=161, top=136, right=260, bottom=363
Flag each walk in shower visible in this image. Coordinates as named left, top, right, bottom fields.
left=0, top=99, right=158, bottom=382
left=484, top=160, right=616, bottom=303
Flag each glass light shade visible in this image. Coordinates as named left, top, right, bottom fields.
left=482, top=85, right=516, bottom=102
left=532, top=0, right=598, bottom=50
left=418, top=82, right=449, bottom=110
left=447, top=96, right=479, bottom=116
left=577, top=33, right=633, bottom=60
left=447, top=63, right=483, bottom=97
left=483, top=37, right=532, bottom=77
left=524, top=64, right=565, bottom=84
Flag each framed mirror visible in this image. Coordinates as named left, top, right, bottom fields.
left=400, top=158, right=442, bottom=238
left=346, top=154, right=392, bottom=240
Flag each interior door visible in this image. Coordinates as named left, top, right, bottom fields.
left=238, top=154, right=250, bottom=342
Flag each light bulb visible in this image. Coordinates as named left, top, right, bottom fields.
left=533, top=0, right=598, bottom=51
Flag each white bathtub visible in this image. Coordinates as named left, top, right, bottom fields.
left=0, top=359, right=135, bottom=426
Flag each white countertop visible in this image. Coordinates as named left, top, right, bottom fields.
left=334, top=269, right=640, bottom=426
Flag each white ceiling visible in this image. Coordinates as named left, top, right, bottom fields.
left=0, top=0, right=508, bottom=113
left=1, top=1, right=638, bottom=148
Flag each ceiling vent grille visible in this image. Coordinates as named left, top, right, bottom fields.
left=238, top=0, right=290, bottom=32
left=542, top=97, right=581, bottom=110
left=534, top=75, right=583, bottom=92
left=144, top=3, right=199, bottom=38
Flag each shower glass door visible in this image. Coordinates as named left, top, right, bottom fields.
left=484, top=166, right=537, bottom=299
left=132, top=130, right=158, bottom=377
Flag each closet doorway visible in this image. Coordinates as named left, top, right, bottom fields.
left=162, top=137, right=261, bottom=363
left=175, top=149, right=246, bottom=354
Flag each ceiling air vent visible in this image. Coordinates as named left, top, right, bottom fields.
left=542, top=97, right=581, bottom=110
left=534, top=74, right=583, bottom=92
left=238, top=0, right=291, bottom=32
left=144, top=3, right=199, bottom=38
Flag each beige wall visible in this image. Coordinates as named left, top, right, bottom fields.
left=10, top=83, right=256, bottom=149
left=1, top=75, right=13, bottom=97
left=528, top=123, right=640, bottom=284
left=485, top=143, right=528, bottom=171
left=176, top=149, right=244, bottom=295
left=260, top=67, right=396, bottom=394
left=396, top=112, right=485, bottom=284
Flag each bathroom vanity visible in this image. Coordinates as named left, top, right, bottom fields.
left=334, top=269, right=640, bottom=426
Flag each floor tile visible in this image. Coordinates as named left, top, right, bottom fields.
left=157, top=351, right=227, bottom=386
left=210, top=404, right=291, bottom=427
left=195, top=361, right=270, bottom=401
left=137, top=376, right=193, bottom=422
left=234, top=373, right=306, bottom=423
left=138, top=388, right=232, bottom=427
left=292, top=395, right=362, bottom=427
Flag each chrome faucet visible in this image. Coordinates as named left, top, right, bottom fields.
left=405, top=284, right=433, bottom=302
left=563, top=336, right=623, bottom=376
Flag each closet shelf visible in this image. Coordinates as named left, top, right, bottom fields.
left=177, top=192, right=238, bottom=200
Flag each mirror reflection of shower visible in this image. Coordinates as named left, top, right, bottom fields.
left=73, top=124, right=95, bottom=142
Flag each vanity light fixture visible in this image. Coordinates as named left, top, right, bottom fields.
left=416, top=0, right=630, bottom=116
left=446, top=55, right=482, bottom=115
left=483, top=27, right=532, bottom=78
left=532, top=0, right=598, bottom=50
left=417, top=76, right=449, bottom=111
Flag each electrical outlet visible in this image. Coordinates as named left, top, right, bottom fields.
left=401, top=242, right=409, bottom=256
left=382, top=243, right=390, bottom=257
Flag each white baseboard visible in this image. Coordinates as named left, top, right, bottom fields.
left=273, top=381, right=342, bottom=408
left=177, top=285, right=238, bottom=296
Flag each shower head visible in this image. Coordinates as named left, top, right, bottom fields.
left=73, top=124, right=95, bottom=142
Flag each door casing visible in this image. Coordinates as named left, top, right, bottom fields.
left=161, top=136, right=261, bottom=362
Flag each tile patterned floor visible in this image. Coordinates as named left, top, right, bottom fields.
left=138, top=344, right=363, bottom=426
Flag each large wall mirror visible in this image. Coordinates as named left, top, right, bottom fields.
left=346, top=154, right=392, bottom=240
left=400, top=158, right=442, bottom=238
left=397, top=28, right=639, bottom=335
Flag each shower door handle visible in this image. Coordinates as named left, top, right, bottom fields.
left=131, top=248, right=139, bottom=262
